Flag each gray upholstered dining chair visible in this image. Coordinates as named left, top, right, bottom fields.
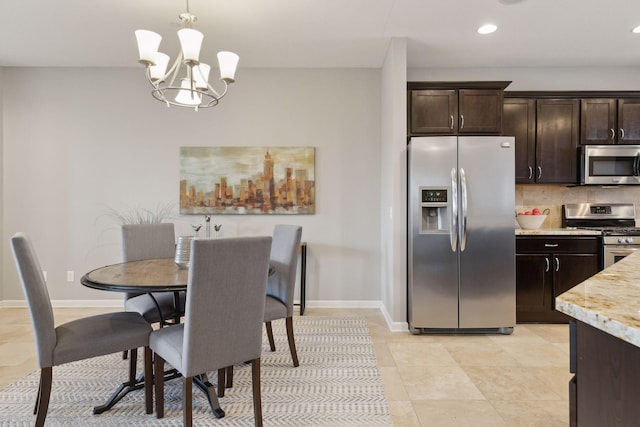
left=122, top=223, right=184, bottom=324
left=150, top=236, right=272, bottom=427
left=10, top=232, right=153, bottom=427
left=264, top=224, right=303, bottom=367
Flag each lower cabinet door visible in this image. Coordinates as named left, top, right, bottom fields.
left=516, top=254, right=553, bottom=321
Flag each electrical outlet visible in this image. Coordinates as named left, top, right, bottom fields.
left=67, top=271, right=74, bottom=282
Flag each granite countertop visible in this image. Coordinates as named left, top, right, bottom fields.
left=556, top=251, right=640, bottom=348
left=516, top=228, right=602, bottom=236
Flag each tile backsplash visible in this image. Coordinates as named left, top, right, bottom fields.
left=515, top=185, right=640, bottom=228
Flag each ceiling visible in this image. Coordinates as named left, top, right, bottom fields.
left=2, top=0, right=640, bottom=69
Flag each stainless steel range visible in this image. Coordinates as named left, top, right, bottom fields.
left=563, top=203, right=640, bottom=268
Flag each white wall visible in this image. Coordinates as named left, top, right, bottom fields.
left=1, top=67, right=382, bottom=305
left=380, top=38, right=408, bottom=330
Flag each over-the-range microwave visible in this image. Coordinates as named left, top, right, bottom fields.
left=581, top=145, right=640, bottom=185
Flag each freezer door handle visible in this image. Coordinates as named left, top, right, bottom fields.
left=459, top=167, right=468, bottom=252
left=450, top=168, right=458, bottom=252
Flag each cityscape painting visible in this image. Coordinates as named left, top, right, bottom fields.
left=180, top=146, right=315, bottom=215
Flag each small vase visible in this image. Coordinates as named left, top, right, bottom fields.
left=174, top=236, right=194, bottom=269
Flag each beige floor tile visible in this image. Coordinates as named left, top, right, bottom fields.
left=398, top=365, right=485, bottom=400
left=388, top=400, right=421, bottom=427
left=492, top=400, right=569, bottom=426
left=442, top=339, right=520, bottom=367
left=463, top=366, right=563, bottom=401
left=526, top=324, right=570, bottom=343
left=496, top=342, right=569, bottom=367
left=532, top=367, right=573, bottom=401
left=388, top=341, right=457, bottom=367
left=373, top=342, right=396, bottom=367
left=488, top=324, right=547, bottom=344
left=413, top=400, right=508, bottom=427
left=379, top=366, right=409, bottom=401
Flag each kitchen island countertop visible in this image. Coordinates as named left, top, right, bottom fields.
left=556, top=250, right=640, bottom=348
left=516, top=228, right=602, bottom=236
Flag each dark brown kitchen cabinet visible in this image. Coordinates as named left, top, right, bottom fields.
left=503, top=99, right=536, bottom=183
left=581, top=98, right=640, bottom=145
left=535, top=99, right=580, bottom=184
left=408, top=82, right=510, bottom=136
left=516, top=236, right=601, bottom=323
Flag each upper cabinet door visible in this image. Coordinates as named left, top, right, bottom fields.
left=580, top=99, right=616, bottom=145
left=617, top=99, right=640, bottom=145
left=410, top=90, right=458, bottom=135
left=458, top=89, right=503, bottom=134
left=536, top=99, right=580, bottom=184
left=504, top=99, right=536, bottom=183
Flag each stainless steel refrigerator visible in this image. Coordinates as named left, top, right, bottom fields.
left=407, top=136, right=515, bottom=334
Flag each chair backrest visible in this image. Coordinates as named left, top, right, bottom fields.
left=10, top=233, right=56, bottom=368
left=122, top=223, right=176, bottom=300
left=266, top=224, right=302, bottom=316
left=181, top=236, right=272, bottom=377
left=122, top=223, right=176, bottom=262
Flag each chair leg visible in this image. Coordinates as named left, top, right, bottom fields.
left=217, top=368, right=225, bottom=397
left=265, top=321, right=276, bottom=351
left=251, top=358, right=263, bottom=427
left=122, top=350, right=128, bottom=360
left=35, top=367, right=52, bottom=427
left=226, top=365, right=233, bottom=388
left=154, top=355, right=165, bottom=419
left=128, top=348, right=138, bottom=382
left=33, top=374, right=41, bottom=415
left=285, top=316, right=300, bottom=367
left=144, top=347, right=153, bottom=414
left=184, top=376, right=193, bottom=427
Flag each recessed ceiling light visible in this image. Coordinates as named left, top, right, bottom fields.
left=477, top=24, right=498, bottom=35
left=633, top=25, right=640, bottom=34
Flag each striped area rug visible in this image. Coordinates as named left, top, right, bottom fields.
left=0, top=316, right=392, bottom=426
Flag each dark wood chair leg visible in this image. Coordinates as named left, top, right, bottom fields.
left=34, top=374, right=42, bottom=415
left=285, top=316, right=300, bottom=367
left=217, top=368, right=225, bottom=397
left=35, top=367, right=52, bottom=427
left=154, top=355, right=165, bottom=418
left=122, top=350, right=128, bottom=360
left=226, top=365, right=233, bottom=388
left=128, top=348, right=138, bottom=382
left=184, top=376, right=193, bottom=427
left=251, top=358, right=263, bottom=427
left=144, top=347, right=153, bottom=414
left=265, top=321, right=276, bottom=351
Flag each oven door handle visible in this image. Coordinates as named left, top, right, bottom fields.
left=608, top=249, right=639, bottom=256
left=635, top=152, right=640, bottom=176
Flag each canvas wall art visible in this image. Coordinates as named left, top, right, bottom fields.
left=180, top=146, right=315, bottom=215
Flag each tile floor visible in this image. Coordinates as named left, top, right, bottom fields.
left=0, top=307, right=571, bottom=426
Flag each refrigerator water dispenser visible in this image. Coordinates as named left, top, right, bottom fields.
left=419, top=187, right=449, bottom=233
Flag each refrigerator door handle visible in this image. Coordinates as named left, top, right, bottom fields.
left=450, top=168, right=458, bottom=252
left=459, top=167, right=468, bottom=252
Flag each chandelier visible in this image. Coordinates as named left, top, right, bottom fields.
left=134, top=0, right=239, bottom=111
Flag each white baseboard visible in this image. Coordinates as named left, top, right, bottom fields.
left=1, top=299, right=410, bottom=332
left=1, top=300, right=123, bottom=309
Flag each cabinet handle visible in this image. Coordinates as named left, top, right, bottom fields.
left=544, top=243, right=559, bottom=247
left=620, top=128, right=625, bottom=140
left=545, top=258, right=550, bottom=272
left=528, top=166, right=533, bottom=180
left=555, top=256, right=560, bottom=272
left=460, top=114, right=465, bottom=129
left=610, top=128, right=615, bottom=141
left=537, top=166, right=542, bottom=180
left=450, top=115, right=454, bottom=130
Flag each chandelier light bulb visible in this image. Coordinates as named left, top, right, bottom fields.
left=135, top=30, right=162, bottom=65
left=193, top=63, right=211, bottom=89
left=175, top=79, right=202, bottom=105
left=217, top=51, right=240, bottom=83
left=149, top=52, right=170, bottom=82
left=178, top=28, right=204, bottom=65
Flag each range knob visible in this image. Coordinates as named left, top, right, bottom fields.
left=627, top=237, right=635, bottom=244
left=618, top=237, right=626, bottom=243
